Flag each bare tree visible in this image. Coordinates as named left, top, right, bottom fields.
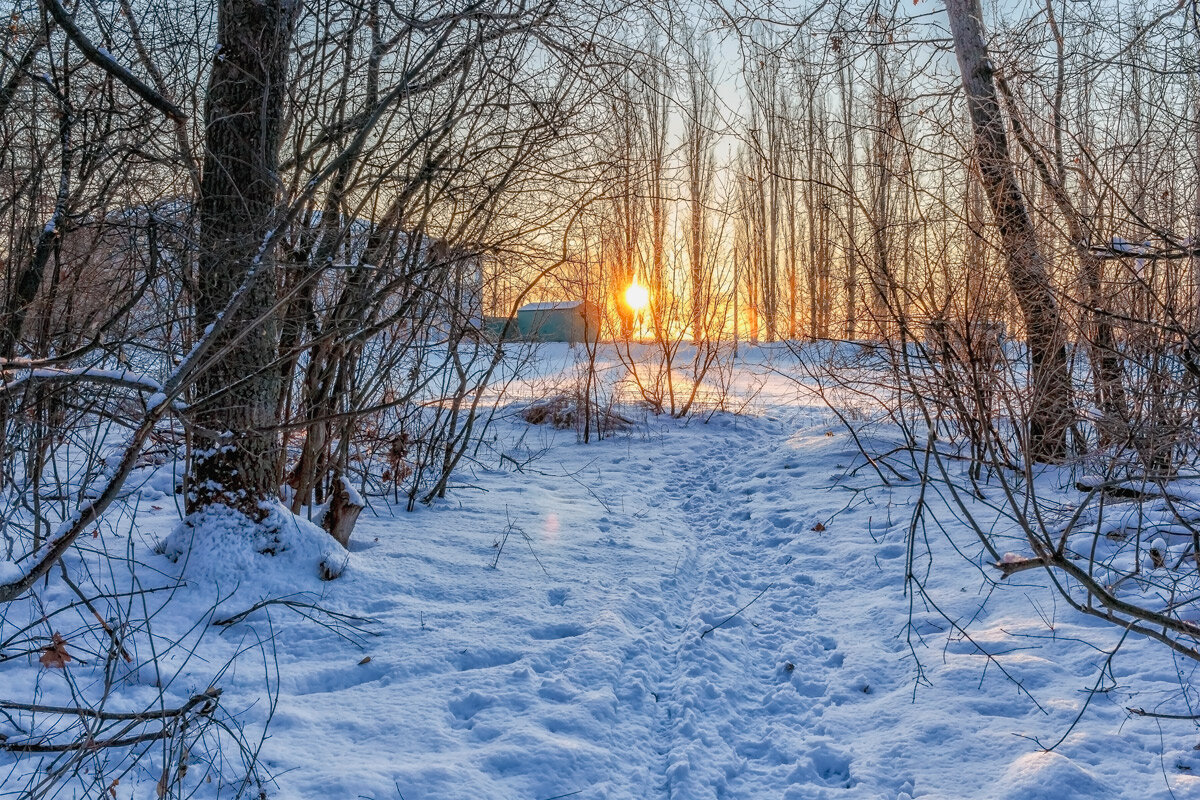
left=945, top=0, right=1074, bottom=462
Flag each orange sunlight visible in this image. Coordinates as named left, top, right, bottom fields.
left=624, top=275, right=650, bottom=313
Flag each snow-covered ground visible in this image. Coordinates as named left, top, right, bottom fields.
left=5, top=345, right=1200, bottom=799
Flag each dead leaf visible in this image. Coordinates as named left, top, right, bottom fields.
left=358, top=656, right=372, bottom=665
left=811, top=522, right=826, bottom=532
left=39, top=633, right=72, bottom=669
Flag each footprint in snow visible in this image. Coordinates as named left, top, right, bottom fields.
left=785, top=743, right=855, bottom=791
left=448, top=690, right=494, bottom=721
left=529, top=622, right=586, bottom=640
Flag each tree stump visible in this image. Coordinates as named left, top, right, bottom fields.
left=323, top=473, right=364, bottom=549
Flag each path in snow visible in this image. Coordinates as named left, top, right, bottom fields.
left=245, top=405, right=1200, bottom=800
left=648, top=412, right=918, bottom=799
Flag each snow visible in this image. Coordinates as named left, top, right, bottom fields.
left=339, top=474, right=364, bottom=508
left=995, top=752, right=1114, bottom=800
left=159, top=501, right=348, bottom=591
left=4, top=346, right=1200, bottom=799
left=0, top=560, right=22, bottom=585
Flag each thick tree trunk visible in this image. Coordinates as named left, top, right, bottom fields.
left=188, top=0, right=295, bottom=518
left=944, top=0, right=1074, bottom=462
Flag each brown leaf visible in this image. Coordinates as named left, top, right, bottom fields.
left=358, top=656, right=372, bottom=666
left=39, top=633, right=72, bottom=669
left=811, top=522, right=826, bottom=532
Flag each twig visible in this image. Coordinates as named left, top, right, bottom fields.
left=700, top=583, right=773, bottom=639
left=212, top=598, right=378, bottom=645
left=1127, top=707, right=1200, bottom=720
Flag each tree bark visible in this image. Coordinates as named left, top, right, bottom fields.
left=188, top=0, right=295, bottom=517
left=944, top=0, right=1074, bottom=461
left=837, top=50, right=858, bottom=340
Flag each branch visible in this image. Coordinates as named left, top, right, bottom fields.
left=992, top=555, right=1049, bottom=579
left=40, top=0, right=185, bottom=121
left=0, top=688, right=220, bottom=753
left=700, top=583, right=773, bottom=639
left=1127, top=707, right=1200, bottom=720
left=0, top=688, right=220, bottom=722
left=0, top=365, right=171, bottom=401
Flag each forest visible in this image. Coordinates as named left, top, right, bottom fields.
left=1, top=0, right=1199, bottom=796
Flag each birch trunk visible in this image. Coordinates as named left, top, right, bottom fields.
left=944, top=0, right=1074, bottom=461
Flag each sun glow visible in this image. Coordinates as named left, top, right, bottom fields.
left=624, top=276, right=650, bottom=313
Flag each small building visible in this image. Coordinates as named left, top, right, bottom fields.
left=516, top=301, right=600, bottom=344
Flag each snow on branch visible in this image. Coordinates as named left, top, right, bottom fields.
left=0, top=364, right=166, bottom=398
left=42, top=0, right=186, bottom=121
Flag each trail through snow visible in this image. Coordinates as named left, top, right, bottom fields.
left=242, top=403, right=1200, bottom=800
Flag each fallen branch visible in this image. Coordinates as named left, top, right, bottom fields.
left=0, top=688, right=220, bottom=753
left=0, top=688, right=221, bottom=722
left=3, top=727, right=172, bottom=753
left=1074, top=480, right=1180, bottom=503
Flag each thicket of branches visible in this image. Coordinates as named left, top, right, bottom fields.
left=0, top=0, right=669, bottom=793
left=2, top=0, right=1200, bottom=791
left=731, top=0, right=1200, bottom=715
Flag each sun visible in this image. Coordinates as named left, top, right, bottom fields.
left=625, top=276, right=649, bottom=313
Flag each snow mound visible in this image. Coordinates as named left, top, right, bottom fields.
left=161, top=501, right=348, bottom=592
left=992, top=751, right=1113, bottom=800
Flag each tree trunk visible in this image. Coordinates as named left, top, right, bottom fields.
left=944, top=0, right=1074, bottom=462
left=838, top=52, right=858, bottom=340
left=188, top=0, right=295, bottom=518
